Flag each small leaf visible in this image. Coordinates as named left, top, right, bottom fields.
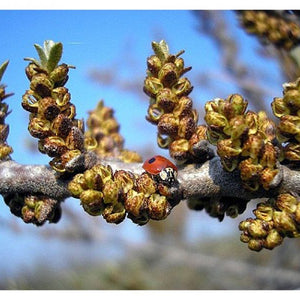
left=24, top=57, right=42, bottom=67
left=44, top=40, right=55, bottom=57
left=34, top=43, right=47, bottom=68
left=0, top=60, right=9, bottom=82
left=46, top=42, right=63, bottom=73
left=152, top=40, right=170, bottom=63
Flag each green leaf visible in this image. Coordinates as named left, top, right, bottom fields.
left=34, top=43, right=47, bottom=68
left=152, top=40, right=170, bottom=63
left=0, top=60, right=9, bottom=82
left=23, top=57, right=42, bottom=67
left=46, top=41, right=63, bottom=73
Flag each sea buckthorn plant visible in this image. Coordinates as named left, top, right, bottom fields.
left=2, top=11, right=300, bottom=250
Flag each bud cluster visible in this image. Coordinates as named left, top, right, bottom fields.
left=0, top=61, right=13, bottom=160
left=272, top=77, right=300, bottom=162
left=4, top=193, right=61, bottom=226
left=205, top=94, right=279, bottom=191
left=239, top=193, right=300, bottom=251
left=187, top=196, right=248, bottom=221
left=22, top=41, right=85, bottom=173
left=239, top=10, right=300, bottom=50
left=144, top=40, right=209, bottom=164
left=85, top=100, right=142, bottom=163
left=68, top=164, right=175, bottom=225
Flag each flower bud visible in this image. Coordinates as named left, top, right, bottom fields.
left=178, top=116, right=196, bottom=140
left=147, top=194, right=171, bottom=220
left=158, top=113, right=179, bottom=137
left=245, top=111, right=258, bottom=135
left=135, top=173, right=157, bottom=197
left=254, top=202, right=273, bottom=222
left=169, top=138, right=190, bottom=162
left=38, top=97, right=60, bottom=121
left=51, top=114, right=73, bottom=138
left=124, top=190, right=147, bottom=217
left=278, top=115, right=300, bottom=136
left=259, top=167, right=279, bottom=190
left=80, top=189, right=104, bottom=216
left=102, top=180, right=119, bottom=204
left=217, top=138, right=242, bottom=158
left=276, top=193, right=297, bottom=214
left=92, top=164, right=113, bottom=185
left=158, top=62, right=178, bottom=87
left=22, top=90, right=40, bottom=113
left=114, top=170, right=135, bottom=194
left=30, top=73, right=53, bottom=98
left=49, top=63, right=69, bottom=85
left=147, top=55, right=162, bottom=76
left=264, top=229, right=283, bottom=250
left=25, top=63, right=41, bottom=80
left=102, top=203, right=126, bottom=224
left=273, top=210, right=297, bottom=233
left=241, top=134, right=264, bottom=159
left=171, top=77, right=193, bottom=97
left=205, top=111, right=228, bottom=129
left=223, top=115, right=247, bottom=140
left=224, top=94, right=248, bottom=120
left=143, top=76, right=163, bottom=97
left=248, top=238, right=264, bottom=252
left=284, top=143, right=300, bottom=161
left=42, top=136, right=67, bottom=157
left=156, top=88, right=177, bottom=112
left=247, top=219, right=269, bottom=238
left=260, top=142, right=277, bottom=168
left=271, top=97, right=290, bottom=118
left=65, top=126, right=84, bottom=151
left=173, top=96, right=193, bottom=119
left=147, top=104, right=164, bottom=124
left=68, top=173, right=87, bottom=197
left=28, top=117, right=52, bottom=139
left=52, top=87, right=71, bottom=107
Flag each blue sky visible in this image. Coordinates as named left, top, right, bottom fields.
left=0, top=10, right=285, bottom=278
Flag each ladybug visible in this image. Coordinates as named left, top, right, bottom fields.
left=142, top=155, right=178, bottom=185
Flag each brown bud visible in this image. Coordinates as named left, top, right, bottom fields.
left=124, top=190, right=147, bottom=217
left=51, top=114, right=73, bottom=138
left=147, top=194, right=171, bottom=220
left=52, top=87, right=71, bottom=107
left=38, top=97, right=60, bottom=121
left=102, top=203, right=126, bottom=224
left=25, top=63, right=41, bottom=81
left=49, top=64, right=69, bottom=85
left=41, top=136, right=68, bottom=157
left=260, top=142, right=277, bottom=168
left=259, top=167, right=279, bottom=190
left=224, top=94, right=248, bottom=120
left=22, top=90, right=40, bottom=113
left=171, top=77, right=193, bottom=97
left=65, top=126, right=84, bottom=151
left=143, top=76, right=163, bottom=97
left=158, top=113, right=179, bottom=137
left=30, top=73, right=53, bottom=98
left=156, top=88, right=177, bottom=112
left=80, top=189, right=104, bottom=216
left=178, top=116, right=196, bottom=140
left=173, top=96, right=193, bottom=119
left=135, top=173, right=157, bottom=197
left=158, top=62, right=178, bottom=87
left=276, top=193, right=298, bottom=214
left=169, top=138, right=190, bottom=162
left=102, top=180, right=119, bottom=204
left=217, top=138, right=242, bottom=158
left=114, top=170, right=135, bottom=194
left=147, top=55, right=162, bottom=76
left=28, top=117, right=52, bottom=139
left=271, top=97, right=290, bottom=118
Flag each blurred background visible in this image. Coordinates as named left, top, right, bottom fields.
left=1, top=9, right=300, bottom=289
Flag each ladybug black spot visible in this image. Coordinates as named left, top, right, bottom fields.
left=148, top=157, right=156, bottom=164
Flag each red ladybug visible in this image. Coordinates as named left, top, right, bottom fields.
left=142, top=155, right=178, bottom=185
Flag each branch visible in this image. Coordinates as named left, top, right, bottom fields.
left=0, top=155, right=297, bottom=205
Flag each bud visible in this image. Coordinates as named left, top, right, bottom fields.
left=143, top=76, right=163, bottom=97
left=124, top=190, right=147, bottom=217
left=156, top=88, right=177, bottom=112
left=114, top=170, right=135, bottom=194
left=65, top=126, right=84, bottom=151
left=135, top=173, right=157, bottom=197
left=102, top=180, right=119, bottom=204
left=264, top=229, right=283, bottom=250
left=52, top=87, right=71, bottom=107
left=147, top=55, right=162, bottom=76
left=205, top=111, right=228, bottom=129
left=158, top=62, right=178, bottom=87
left=169, top=138, right=190, bottom=162
left=247, top=219, right=269, bottom=238
left=28, top=117, right=52, bottom=139
left=254, top=202, right=273, bottom=222
left=217, top=138, right=242, bottom=158
left=241, top=134, right=264, bottom=159
left=173, top=96, right=193, bottom=119
left=224, top=94, right=248, bottom=120
left=223, top=115, right=247, bottom=140
left=158, top=113, right=179, bottom=137
left=51, top=114, right=73, bottom=138
left=102, top=203, right=126, bottom=224
left=25, top=63, right=41, bottom=80
left=49, top=63, right=69, bottom=85
left=276, top=193, right=298, bottom=214
left=171, top=77, right=193, bottom=97
left=68, top=173, right=87, bottom=197
left=245, top=111, right=258, bottom=135
left=42, top=136, right=67, bottom=157
left=273, top=210, right=297, bottom=233
left=271, top=97, right=290, bottom=118
left=30, top=73, right=53, bottom=98
left=80, top=189, right=104, bottom=216
left=178, top=116, right=196, bottom=140
left=248, top=238, right=264, bottom=252
left=38, top=97, right=60, bottom=121
left=147, top=194, right=171, bottom=220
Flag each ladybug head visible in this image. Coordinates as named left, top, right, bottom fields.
left=159, top=167, right=177, bottom=185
